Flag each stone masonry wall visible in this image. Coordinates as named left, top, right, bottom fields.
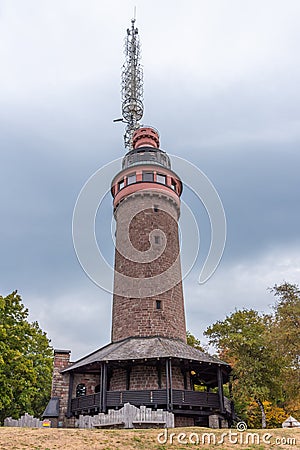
left=109, top=368, right=127, bottom=391
left=175, top=416, right=195, bottom=427
left=51, top=350, right=71, bottom=424
left=166, top=366, right=185, bottom=390
left=112, top=193, right=186, bottom=343
left=130, top=365, right=158, bottom=390
left=109, top=363, right=190, bottom=391
left=73, top=373, right=100, bottom=397
left=160, top=365, right=190, bottom=390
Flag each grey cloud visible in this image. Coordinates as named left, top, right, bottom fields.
left=1, top=0, right=299, bottom=358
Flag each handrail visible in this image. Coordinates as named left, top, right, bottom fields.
left=71, top=389, right=223, bottom=412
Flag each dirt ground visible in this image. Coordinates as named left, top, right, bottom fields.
left=0, top=426, right=299, bottom=450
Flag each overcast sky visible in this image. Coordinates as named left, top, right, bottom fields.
left=1, top=0, right=300, bottom=360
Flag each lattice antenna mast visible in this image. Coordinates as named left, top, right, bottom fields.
left=121, top=18, right=144, bottom=149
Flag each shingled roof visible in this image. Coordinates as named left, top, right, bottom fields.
left=62, top=336, right=229, bottom=372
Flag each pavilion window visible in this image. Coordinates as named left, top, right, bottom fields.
left=76, top=383, right=86, bottom=397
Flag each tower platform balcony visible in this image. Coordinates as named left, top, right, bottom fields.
left=122, top=146, right=171, bottom=169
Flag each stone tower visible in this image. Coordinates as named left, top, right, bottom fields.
left=111, top=126, right=186, bottom=343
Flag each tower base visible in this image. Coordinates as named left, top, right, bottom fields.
left=44, top=337, right=236, bottom=428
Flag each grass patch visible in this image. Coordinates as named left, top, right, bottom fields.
left=0, top=426, right=299, bottom=449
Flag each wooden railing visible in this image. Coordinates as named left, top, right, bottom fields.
left=70, top=389, right=229, bottom=414
left=71, top=392, right=100, bottom=412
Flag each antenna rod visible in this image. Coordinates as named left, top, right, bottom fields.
left=121, top=18, right=144, bottom=149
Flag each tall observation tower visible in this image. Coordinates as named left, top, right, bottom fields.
left=44, top=19, right=234, bottom=429
left=111, top=18, right=186, bottom=343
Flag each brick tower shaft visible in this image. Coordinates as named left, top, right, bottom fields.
left=111, top=127, right=186, bottom=343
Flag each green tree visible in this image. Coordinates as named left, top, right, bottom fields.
left=186, top=331, right=204, bottom=351
left=0, top=291, right=53, bottom=423
left=247, top=400, right=288, bottom=428
left=204, top=309, right=283, bottom=428
left=269, top=283, right=300, bottom=416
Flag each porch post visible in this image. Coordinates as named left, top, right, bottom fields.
left=157, top=360, right=162, bottom=389
left=66, top=371, right=74, bottom=418
left=169, top=358, right=173, bottom=410
left=102, top=362, right=107, bottom=412
left=181, top=366, right=188, bottom=390
left=126, top=366, right=131, bottom=390
left=99, top=363, right=103, bottom=412
left=165, top=359, right=170, bottom=411
left=217, top=366, right=225, bottom=413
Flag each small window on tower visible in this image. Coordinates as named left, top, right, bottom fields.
left=156, top=300, right=162, bottom=310
left=154, top=205, right=159, bottom=212
left=142, top=171, right=154, bottom=182
left=118, top=179, right=125, bottom=191
left=154, top=235, right=160, bottom=244
left=157, top=173, right=166, bottom=184
left=127, top=173, right=136, bottom=185
left=170, top=179, right=176, bottom=190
